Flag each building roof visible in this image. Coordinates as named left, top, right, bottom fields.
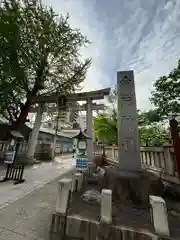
left=0, top=120, right=82, bottom=141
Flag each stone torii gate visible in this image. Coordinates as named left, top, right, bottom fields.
left=27, top=88, right=110, bottom=162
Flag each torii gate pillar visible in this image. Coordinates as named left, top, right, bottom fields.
left=86, top=99, right=93, bottom=164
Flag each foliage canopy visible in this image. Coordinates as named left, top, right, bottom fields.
left=0, top=0, right=91, bottom=127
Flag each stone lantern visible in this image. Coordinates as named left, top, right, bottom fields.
left=71, top=129, right=91, bottom=171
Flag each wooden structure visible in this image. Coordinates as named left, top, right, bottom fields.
left=170, top=118, right=180, bottom=182
left=1, top=165, right=25, bottom=185
left=0, top=131, right=25, bottom=184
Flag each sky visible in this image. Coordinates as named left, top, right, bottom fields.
left=42, top=0, right=180, bottom=110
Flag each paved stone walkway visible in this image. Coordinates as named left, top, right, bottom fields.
left=0, top=157, right=75, bottom=209
left=0, top=172, right=74, bottom=240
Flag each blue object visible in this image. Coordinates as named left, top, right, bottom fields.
left=76, top=156, right=88, bottom=170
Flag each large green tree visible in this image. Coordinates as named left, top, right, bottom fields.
left=138, top=109, right=162, bottom=126
left=138, top=109, right=168, bottom=146
left=151, top=59, right=180, bottom=117
left=0, top=0, right=91, bottom=128
left=139, top=124, right=168, bottom=147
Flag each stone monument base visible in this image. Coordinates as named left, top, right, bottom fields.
left=101, top=166, right=164, bottom=207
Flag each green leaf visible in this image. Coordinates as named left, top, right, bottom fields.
left=0, top=0, right=91, bottom=125
left=150, top=59, right=180, bottom=117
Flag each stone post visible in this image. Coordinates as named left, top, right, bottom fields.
left=56, top=178, right=72, bottom=215
left=72, top=172, right=83, bottom=192
left=112, top=146, right=115, bottom=159
left=86, top=98, right=93, bottom=164
left=163, top=145, right=174, bottom=175
left=26, top=103, right=44, bottom=162
left=149, top=195, right=170, bottom=237
left=101, top=189, right=112, bottom=224
left=71, top=174, right=76, bottom=192
left=117, top=71, right=141, bottom=171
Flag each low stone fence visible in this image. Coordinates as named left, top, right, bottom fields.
left=104, top=146, right=179, bottom=184
left=50, top=171, right=172, bottom=239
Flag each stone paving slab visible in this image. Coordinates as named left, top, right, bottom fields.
left=0, top=169, right=75, bottom=240
left=0, top=157, right=75, bottom=209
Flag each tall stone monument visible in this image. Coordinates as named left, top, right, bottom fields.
left=102, top=70, right=164, bottom=207
left=117, top=70, right=141, bottom=171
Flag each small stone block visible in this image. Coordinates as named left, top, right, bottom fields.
left=71, top=174, right=76, bottom=192
left=75, top=172, right=83, bottom=191
left=149, top=195, right=170, bottom=237
left=56, top=178, right=72, bottom=215
left=88, top=163, right=95, bottom=177
left=82, top=169, right=88, bottom=184
left=101, top=189, right=112, bottom=224
left=59, top=178, right=72, bottom=191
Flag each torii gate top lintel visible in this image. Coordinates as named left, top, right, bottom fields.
left=29, top=87, right=111, bottom=104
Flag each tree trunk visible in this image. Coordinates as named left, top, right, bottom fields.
left=26, top=104, right=44, bottom=162
left=13, top=99, right=32, bottom=130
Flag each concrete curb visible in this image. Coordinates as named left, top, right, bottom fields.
left=0, top=166, right=76, bottom=210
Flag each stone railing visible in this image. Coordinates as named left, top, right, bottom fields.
left=104, top=146, right=179, bottom=183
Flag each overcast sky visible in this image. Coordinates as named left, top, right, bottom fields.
left=42, top=0, right=180, bottom=110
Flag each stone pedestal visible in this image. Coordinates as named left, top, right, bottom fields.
left=74, top=172, right=83, bottom=192
left=101, top=189, right=112, bottom=224
left=101, top=167, right=164, bottom=207
left=56, top=178, right=72, bottom=214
